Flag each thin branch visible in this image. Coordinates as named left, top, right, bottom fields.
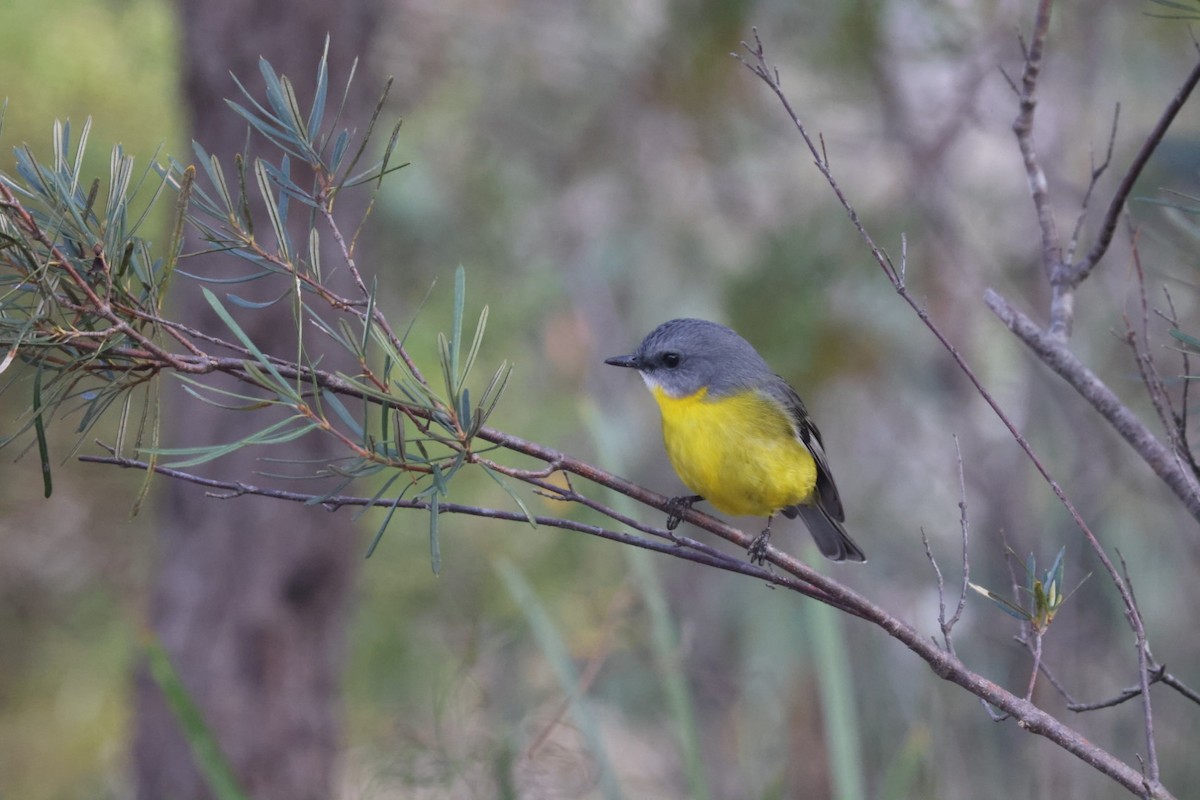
left=986, top=289, right=1200, bottom=521
left=76, top=446, right=1175, bottom=796
left=80, top=453, right=844, bottom=600
left=1120, top=551, right=1160, bottom=784
left=948, top=435, right=970, bottom=637
left=1025, top=631, right=1046, bottom=702
left=1123, top=227, right=1190, bottom=470
left=1011, top=0, right=1064, bottom=304
left=1072, top=56, right=1200, bottom=285
left=921, top=437, right=970, bottom=656
left=1065, top=103, right=1119, bottom=267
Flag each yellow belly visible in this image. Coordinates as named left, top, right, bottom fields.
left=651, top=385, right=817, bottom=517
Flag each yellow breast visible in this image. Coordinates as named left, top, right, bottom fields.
left=650, top=385, right=817, bottom=517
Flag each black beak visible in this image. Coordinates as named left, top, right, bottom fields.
left=604, top=353, right=640, bottom=369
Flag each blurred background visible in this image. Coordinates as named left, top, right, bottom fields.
left=3, top=0, right=1200, bottom=798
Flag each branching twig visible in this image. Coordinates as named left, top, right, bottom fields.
left=1009, top=0, right=1200, bottom=338
left=738, top=26, right=1180, bottom=800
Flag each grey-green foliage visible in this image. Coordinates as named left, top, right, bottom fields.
left=0, top=40, right=514, bottom=567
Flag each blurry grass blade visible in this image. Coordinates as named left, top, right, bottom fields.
left=143, top=636, right=251, bottom=800
left=879, top=726, right=930, bottom=800
left=625, top=547, right=709, bottom=800
left=811, top=597, right=864, bottom=800
left=495, top=560, right=623, bottom=800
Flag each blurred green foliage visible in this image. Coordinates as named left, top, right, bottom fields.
left=5, top=0, right=1200, bottom=798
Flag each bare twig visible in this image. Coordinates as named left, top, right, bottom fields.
left=922, top=437, right=971, bottom=656
left=1025, top=631, right=1046, bottom=702
left=1065, top=104, right=1119, bottom=266
left=1011, top=0, right=1064, bottom=319
left=1119, top=551, right=1160, bottom=784
left=1010, top=0, right=1200, bottom=338
left=1073, top=57, right=1200, bottom=285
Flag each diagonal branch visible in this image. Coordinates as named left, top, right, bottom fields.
left=985, top=289, right=1200, bottom=522
left=1071, top=57, right=1200, bottom=285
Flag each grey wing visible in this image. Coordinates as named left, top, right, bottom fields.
left=767, top=378, right=866, bottom=562
left=767, top=378, right=845, bottom=522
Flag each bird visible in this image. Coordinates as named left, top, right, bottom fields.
left=605, top=318, right=865, bottom=563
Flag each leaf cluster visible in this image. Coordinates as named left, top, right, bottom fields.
left=1, top=40, right=516, bottom=566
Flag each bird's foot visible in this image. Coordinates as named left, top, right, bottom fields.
left=748, top=528, right=773, bottom=565
left=665, top=495, right=703, bottom=531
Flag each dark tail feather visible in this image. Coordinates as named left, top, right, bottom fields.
left=793, top=504, right=867, bottom=563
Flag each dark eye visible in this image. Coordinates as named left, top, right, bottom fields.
left=661, top=352, right=681, bottom=368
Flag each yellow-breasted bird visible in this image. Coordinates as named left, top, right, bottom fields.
left=605, top=318, right=865, bottom=563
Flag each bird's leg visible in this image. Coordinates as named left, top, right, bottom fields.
left=748, top=516, right=774, bottom=565
left=665, top=494, right=703, bottom=531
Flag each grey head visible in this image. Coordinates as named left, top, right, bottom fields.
left=604, top=318, right=773, bottom=398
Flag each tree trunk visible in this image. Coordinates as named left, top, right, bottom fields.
left=133, top=4, right=379, bottom=799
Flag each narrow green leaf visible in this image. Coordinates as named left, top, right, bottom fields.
left=157, top=162, right=193, bottom=306
left=480, top=464, right=537, bottom=527
left=201, top=287, right=291, bottom=390
left=363, top=480, right=407, bottom=558
left=360, top=276, right=377, bottom=354
left=307, top=227, right=322, bottom=281
left=495, top=561, right=623, bottom=800
left=33, top=365, right=52, bottom=498
left=476, top=361, right=512, bottom=426
left=457, top=305, right=488, bottom=395
left=1170, top=328, right=1200, bottom=351
left=458, top=388, right=472, bottom=435
left=143, top=637, right=251, bottom=800
left=130, top=380, right=161, bottom=518
left=322, top=389, right=365, bottom=439
left=308, top=37, right=330, bottom=144
left=429, top=493, right=441, bottom=575
left=224, top=290, right=290, bottom=310
left=335, top=76, right=393, bottom=189
left=254, top=158, right=290, bottom=262
left=969, top=582, right=1029, bottom=621
left=450, top=265, right=465, bottom=386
